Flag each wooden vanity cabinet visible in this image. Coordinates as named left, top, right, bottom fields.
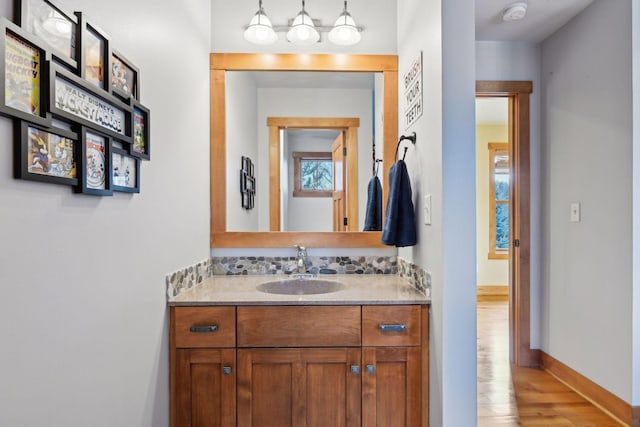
left=170, top=304, right=429, bottom=427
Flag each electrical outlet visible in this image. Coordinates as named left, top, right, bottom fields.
left=424, top=194, right=431, bottom=225
left=570, top=202, right=580, bottom=222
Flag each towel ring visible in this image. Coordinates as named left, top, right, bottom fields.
left=394, top=132, right=417, bottom=161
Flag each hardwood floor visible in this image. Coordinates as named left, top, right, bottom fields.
left=477, top=300, right=624, bottom=426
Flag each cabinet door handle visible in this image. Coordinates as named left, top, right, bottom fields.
left=223, top=366, right=232, bottom=376
left=378, top=324, right=406, bottom=332
left=190, top=325, right=218, bottom=333
left=366, top=364, right=376, bottom=375
left=350, top=365, right=360, bottom=375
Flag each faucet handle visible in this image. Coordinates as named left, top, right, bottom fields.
left=294, top=244, right=306, bottom=252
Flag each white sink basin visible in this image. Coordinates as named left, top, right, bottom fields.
left=257, top=278, right=344, bottom=295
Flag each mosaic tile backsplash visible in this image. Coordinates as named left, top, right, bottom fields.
left=166, top=256, right=431, bottom=299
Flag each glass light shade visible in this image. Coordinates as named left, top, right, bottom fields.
left=286, top=11, right=319, bottom=45
left=328, top=12, right=361, bottom=46
left=244, top=11, right=277, bottom=45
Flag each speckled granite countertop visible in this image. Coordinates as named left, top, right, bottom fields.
left=168, top=275, right=429, bottom=306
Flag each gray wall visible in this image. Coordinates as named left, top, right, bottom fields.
left=0, top=0, right=211, bottom=426
left=397, top=0, right=477, bottom=425
left=541, top=0, right=633, bottom=402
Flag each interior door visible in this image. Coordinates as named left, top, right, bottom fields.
left=332, top=132, right=346, bottom=231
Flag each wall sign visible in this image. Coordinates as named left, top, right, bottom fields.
left=403, top=51, right=423, bottom=130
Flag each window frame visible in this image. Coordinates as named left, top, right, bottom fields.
left=488, top=142, right=510, bottom=260
left=292, top=151, right=333, bottom=198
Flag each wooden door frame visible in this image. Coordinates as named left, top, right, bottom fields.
left=267, top=117, right=360, bottom=232
left=476, top=81, right=535, bottom=367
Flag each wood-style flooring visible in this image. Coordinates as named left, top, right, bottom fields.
left=477, top=300, right=623, bottom=426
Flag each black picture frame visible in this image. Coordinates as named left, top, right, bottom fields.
left=75, top=126, right=112, bottom=196
left=49, top=61, right=132, bottom=142
left=111, top=145, right=140, bottom=193
left=240, top=156, right=255, bottom=209
left=130, top=100, right=150, bottom=160
left=14, top=119, right=78, bottom=186
left=0, top=18, right=50, bottom=127
left=74, top=12, right=109, bottom=92
left=110, top=49, right=139, bottom=103
left=13, top=0, right=78, bottom=71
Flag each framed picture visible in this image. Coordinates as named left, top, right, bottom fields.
left=76, top=126, right=112, bottom=196
left=75, top=12, right=109, bottom=91
left=14, top=119, right=78, bottom=185
left=130, top=101, right=150, bottom=160
left=0, top=18, right=50, bottom=127
left=240, top=156, right=255, bottom=209
left=111, top=145, right=140, bottom=193
left=49, top=62, right=132, bottom=142
left=13, top=0, right=78, bottom=70
left=110, top=50, right=139, bottom=102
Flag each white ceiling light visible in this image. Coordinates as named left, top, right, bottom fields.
left=502, top=2, right=528, bottom=22
left=328, top=1, right=361, bottom=46
left=244, top=0, right=277, bottom=45
left=287, top=0, right=320, bottom=45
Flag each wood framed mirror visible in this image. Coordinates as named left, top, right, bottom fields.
left=210, top=53, right=398, bottom=248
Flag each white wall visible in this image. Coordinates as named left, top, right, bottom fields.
left=476, top=125, right=509, bottom=287
left=476, top=40, right=542, bottom=348
left=256, top=87, right=373, bottom=231
left=285, top=132, right=334, bottom=231
left=226, top=72, right=259, bottom=231
left=210, top=0, right=396, bottom=55
left=0, top=0, right=211, bottom=426
left=541, top=0, right=632, bottom=402
left=398, top=0, right=477, bottom=425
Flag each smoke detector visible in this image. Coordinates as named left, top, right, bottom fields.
left=502, top=2, right=528, bottom=22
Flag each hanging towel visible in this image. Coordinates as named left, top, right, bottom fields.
left=363, top=176, right=382, bottom=231
left=381, top=160, right=417, bottom=247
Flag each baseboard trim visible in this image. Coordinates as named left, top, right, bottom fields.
left=540, top=351, right=633, bottom=426
left=477, top=285, right=508, bottom=302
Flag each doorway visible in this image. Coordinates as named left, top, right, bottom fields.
left=476, top=81, right=534, bottom=367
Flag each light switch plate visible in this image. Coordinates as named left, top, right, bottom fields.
left=424, top=194, right=431, bottom=225
left=570, top=202, right=580, bottom=222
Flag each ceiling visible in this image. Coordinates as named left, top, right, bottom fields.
left=475, top=0, right=594, bottom=42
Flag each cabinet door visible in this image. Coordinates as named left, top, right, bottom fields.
left=174, top=349, right=236, bottom=427
left=362, top=347, right=421, bottom=427
left=238, top=348, right=361, bottom=427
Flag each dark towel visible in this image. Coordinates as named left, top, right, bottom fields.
left=363, top=176, right=382, bottom=231
left=381, top=160, right=417, bottom=247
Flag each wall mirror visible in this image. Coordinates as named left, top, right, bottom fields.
left=210, top=53, right=398, bottom=248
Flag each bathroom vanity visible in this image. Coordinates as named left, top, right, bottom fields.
left=168, top=275, right=429, bottom=427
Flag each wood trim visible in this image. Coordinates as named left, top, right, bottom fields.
left=267, top=117, right=360, bottom=128
left=488, top=252, right=509, bottom=260
left=210, top=54, right=397, bottom=247
left=211, top=53, right=398, bottom=72
left=345, top=126, right=358, bottom=231
left=633, top=406, right=640, bottom=427
left=541, top=351, right=633, bottom=426
left=211, top=231, right=384, bottom=248
left=477, top=80, right=532, bottom=368
left=269, top=125, right=280, bottom=231
left=477, top=285, right=509, bottom=302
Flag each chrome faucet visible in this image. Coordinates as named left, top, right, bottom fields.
left=294, top=244, right=307, bottom=274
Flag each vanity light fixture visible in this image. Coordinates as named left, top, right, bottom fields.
left=243, top=0, right=278, bottom=45
left=328, top=1, right=361, bottom=46
left=286, top=0, right=320, bottom=45
left=243, top=0, right=363, bottom=46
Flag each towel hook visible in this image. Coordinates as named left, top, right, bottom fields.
left=394, top=132, right=417, bottom=161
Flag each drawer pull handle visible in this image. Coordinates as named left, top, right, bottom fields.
left=379, top=324, right=406, bottom=332
left=351, top=365, right=360, bottom=375
left=190, top=325, right=218, bottom=333
left=223, top=366, right=232, bottom=376
left=366, top=364, right=376, bottom=375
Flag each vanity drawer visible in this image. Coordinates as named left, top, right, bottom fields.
left=362, top=305, right=421, bottom=347
left=237, top=306, right=361, bottom=347
left=173, top=306, right=236, bottom=348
